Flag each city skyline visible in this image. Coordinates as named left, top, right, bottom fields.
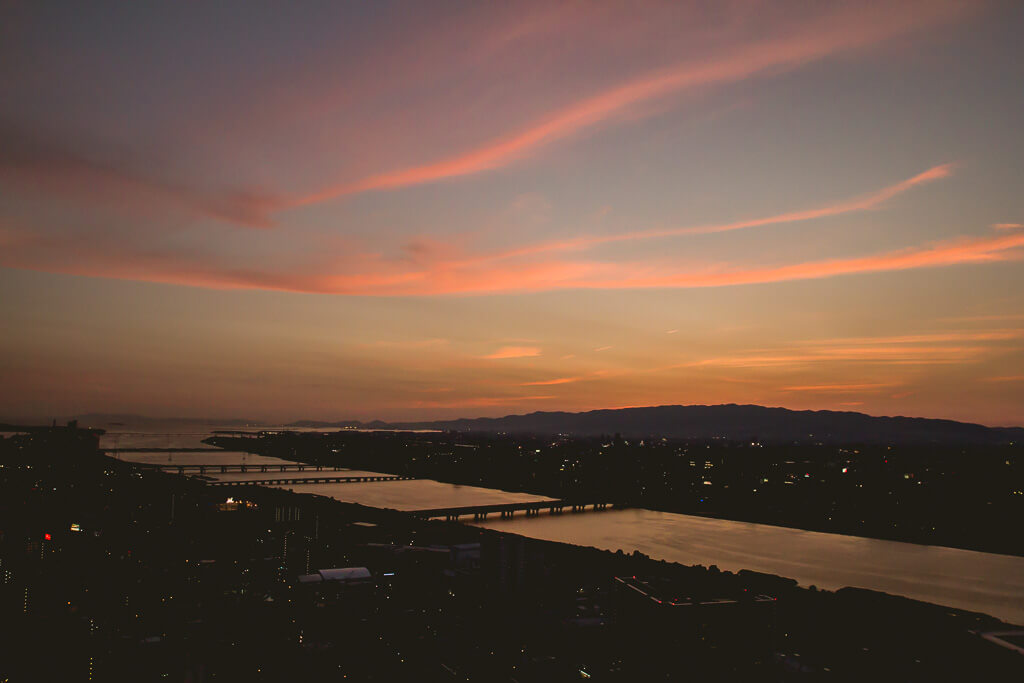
left=2, top=1, right=1023, bottom=424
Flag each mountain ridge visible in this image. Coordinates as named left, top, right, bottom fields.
left=287, top=403, right=1024, bottom=445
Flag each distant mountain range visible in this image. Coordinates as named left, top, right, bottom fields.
left=288, top=404, right=1024, bottom=445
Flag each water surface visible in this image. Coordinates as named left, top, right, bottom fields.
left=474, top=508, right=1024, bottom=625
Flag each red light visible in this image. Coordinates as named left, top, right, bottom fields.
left=44, top=533, right=52, bottom=541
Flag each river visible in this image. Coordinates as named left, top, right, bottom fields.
left=96, top=424, right=1024, bottom=625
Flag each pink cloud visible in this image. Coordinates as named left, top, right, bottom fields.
left=0, top=127, right=284, bottom=228
left=288, top=3, right=968, bottom=208
left=993, top=223, right=1023, bottom=230
left=464, top=164, right=955, bottom=264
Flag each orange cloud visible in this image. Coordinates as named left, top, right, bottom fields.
left=481, top=346, right=542, bottom=359
left=798, top=330, right=1024, bottom=345
left=686, top=345, right=988, bottom=369
left=519, top=377, right=584, bottom=386
left=595, top=231, right=1024, bottom=292
left=782, top=383, right=899, bottom=393
left=6, top=226, right=1024, bottom=297
left=993, top=223, right=1023, bottom=230
left=411, top=395, right=554, bottom=409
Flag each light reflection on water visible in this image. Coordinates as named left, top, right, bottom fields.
left=97, top=425, right=1024, bottom=625
left=113, top=452, right=294, bottom=466
left=473, top=508, right=1024, bottom=626
left=256, top=479, right=553, bottom=512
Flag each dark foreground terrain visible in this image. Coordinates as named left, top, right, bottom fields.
left=2, top=426, right=1022, bottom=681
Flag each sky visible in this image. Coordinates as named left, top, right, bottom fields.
left=1, top=0, right=1023, bottom=425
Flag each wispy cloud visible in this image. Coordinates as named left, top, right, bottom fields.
left=519, top=376, right=584, bottom=386
left=373, top=338, right=450, bottom=349
left=481, top=346, right=541, bottom=359
left=411, top=395, right=554, bottom=409
left=686, top=345, right=987, bottom=369
left=5, top=226, right=1024, bottom=297
left=287, top=3, right=967, bottom=208
left=782, top=383, right=899, bottom=393
left=798, top=330, right=1024, bottom=346
left=0, top=126, right=284, bottom=228
left=467, top=164, right=955, bottom=263
left=993, top=223, right=1023, bottom=230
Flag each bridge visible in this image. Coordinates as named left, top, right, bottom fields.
left=208, top=474, right=418, bottom=487
left=413, top=500, right=619, bottom=521
left=106, top=448, right=229, bottom=453
left=144, top=463, right=347, bottom=474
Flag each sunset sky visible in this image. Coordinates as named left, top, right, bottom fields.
left=2, top=1, right=1022, bottom=425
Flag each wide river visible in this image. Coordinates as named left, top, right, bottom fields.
left=215, top=473, right=1024, bottom=626
left=97, top=426, right=1024, bottom=626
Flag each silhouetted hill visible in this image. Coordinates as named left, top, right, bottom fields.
left=338, top=404, right=1023, bottom=444
left=288, top=419, right=395, bottom=430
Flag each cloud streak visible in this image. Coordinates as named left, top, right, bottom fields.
left=5, top=227, right=1024, bottom=297
left=519, top=376, right=584, bottom=386
left=0, top=126, right=285, bottom=228
left=288, top=2, right=967, bottom=208
left=460, top=164, right=955, bottom=264
left=782, top=383, right=900, bottom=393
left=481, top=346, right=542, bottom=359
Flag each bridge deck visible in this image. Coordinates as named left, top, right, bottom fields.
left=145, top=463, right=346, bottom=473
left=414, top=500, right=618, bottom=520
left=207, top=475, right=417, bottom=486
left=106, top=448, right=227, bottom=453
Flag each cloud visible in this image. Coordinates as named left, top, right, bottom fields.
left=287, top=2, right=967, bottom=208
left=686, top=345, right=988, bottom=369
left=467, top=164, right=956, bottom=263
left=594, top=345, right=614, bottom=352
left=782, top=383, right=899, bottom=393
left=5, top=225, right=1024, bottom=297
left=983, top=375, right=1024, bottom=382
left=519, top=376, right=584, bottom=386
left=411, top=395, right=554, bottom=409
left=0, top=126, right=285, bottom=228
left=481, top=346, right=541, bottom=359
left=599, top=231, right=1024, bottom=292
left=993, top=223, right=1023, bottom=230
left=373, top=338, right=450, bottom=349
left=798, top=330, right=1024, bottom=345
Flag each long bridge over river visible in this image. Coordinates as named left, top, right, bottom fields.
left=207, top=474, right=418, bottom=486
left=141, top=463, right=349, bottom=474
left=413, top=500, right=618, bottom=521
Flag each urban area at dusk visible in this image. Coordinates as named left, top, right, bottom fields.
left=2, top=1, right=1022, bottom=680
